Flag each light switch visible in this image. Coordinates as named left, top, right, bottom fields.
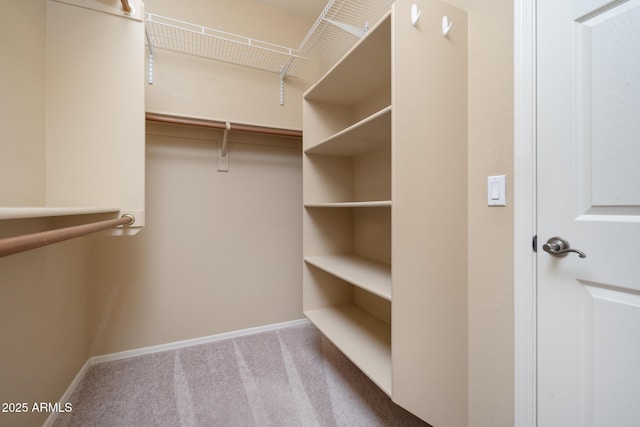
left=488, top=175, right=506, bottom=206
left=491, top=182, right=500, bottom=200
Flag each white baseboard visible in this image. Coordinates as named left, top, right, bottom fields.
left=42, top=358, right=92, bottom=427
left=45, top=318, right=310, bottom=425
left=91, top=318, right=310, bottom=364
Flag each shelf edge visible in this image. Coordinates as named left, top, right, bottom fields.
left=304, top=201, right=391, bottom=208
left=0, top=207, right=121, bottom=220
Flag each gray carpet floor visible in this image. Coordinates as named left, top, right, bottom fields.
left=53, top=322, right=429, bottom=426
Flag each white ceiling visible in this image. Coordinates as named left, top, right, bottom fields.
left=252, top=0, right=328, bottom=19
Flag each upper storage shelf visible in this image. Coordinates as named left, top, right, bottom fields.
left=304, top=13, right=391, bottom=106
left=305, top=106, right=391, bottom=156
left=298, top=0, right=393, bottom=62
left=146, top=0, right=394, bottom=80
left=145, top=13, right=306, bottom=77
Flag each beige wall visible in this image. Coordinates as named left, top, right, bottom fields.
left=90, top=123, right=303, bottom=354
left=468, top=0, right=514, bottom=423
left=0, top=1, right=46, bottom=205
left=141, top=1, right=515, bottom=425
left=446, top=0, right=515, bottom=426
left=0, top=1, right=145, bottom=426
left=89, top=0, right=317, bottom=355
left=0, top=219, right=92, bottom=427
left=0, top=3, right=88, bottom=427
left=45, top=0, right=145, bottom=212
left=0, top=1, right=515, bottom=426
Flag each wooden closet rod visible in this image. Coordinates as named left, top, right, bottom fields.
left=145, top=113, right=303, bottom=138
left=0, top=215, right=134, bottom=258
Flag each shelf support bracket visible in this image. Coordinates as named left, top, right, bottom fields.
left=279, top=58, right=294, bottom=106
left=280, top=70, right=286, bottom=106
left=217, top=122, right=230, bottom=172
left=145, top=29, right=154, bottom=85
left=323, top=18, right=369, bottom=38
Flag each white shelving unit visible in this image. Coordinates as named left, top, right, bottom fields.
left=303, top=1, right=468, bottom=425
left=298, top=0, right=394, bottom=62
left=145, top=12, right=306, bottom=104
left=145, top=13, right=306, bottom=77
left=144, top=1, right=395, bottom=102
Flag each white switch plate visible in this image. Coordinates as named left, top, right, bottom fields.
left=488, top=175, right=506, bottom=206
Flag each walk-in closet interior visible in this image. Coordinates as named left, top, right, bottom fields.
left=1, top=0, right=516, bottom=426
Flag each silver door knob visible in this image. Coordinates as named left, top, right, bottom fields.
left=542, top=236, right=586, bottom=258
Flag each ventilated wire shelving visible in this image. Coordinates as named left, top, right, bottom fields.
left=144, top=1, right=394, bottom=103
left=298, top=0, right=394, bottom=61
left=145, top=13, right=306, bottom=104
left=145, top=13, right=306, bottom=76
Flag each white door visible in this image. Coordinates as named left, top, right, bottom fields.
left=537, top=0, right=640, bottom=425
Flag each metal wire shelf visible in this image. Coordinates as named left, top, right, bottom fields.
left=145, top=13, right=306, bottom=76
left=144, top=1, right=394, bottom=104
left=298, top=0, right=393, bottom=61
left=145, top=13, right=307, bottom=104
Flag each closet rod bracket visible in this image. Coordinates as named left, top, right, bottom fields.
left=109, top=210, right=145, bottom=236
left=218, top=122, right=230, bottom=172
left=221, top=122, right=231, bottom=157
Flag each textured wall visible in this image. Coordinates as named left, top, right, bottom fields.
left=97, top=0, right=517, bottom=424
left=0, top=3, right=89, bottom=427
left=0, top=1, right=46, bottom=205
left=446, top=0, right=515, bottom=425
left=88, top=0, right=316, bottom=356
left=0, top=1, right=516, bottom=426
left=0, top=218, right=92, bottom=427
left=90, top=123, right=303, bottom=354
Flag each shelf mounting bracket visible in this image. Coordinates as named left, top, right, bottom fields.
left=145, top=29, right=154, bottom=85
left=279, top=70, right=286, bottom=106
left=217, top=122, right=230, bottom=172
left=323, top=18, right=369, bottom=38
left=279, top=58, right=294, bottom=106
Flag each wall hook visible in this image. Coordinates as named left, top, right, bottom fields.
left=442, top=16, right=452, bottom=36
left=411, top=4, right=422, bottom=26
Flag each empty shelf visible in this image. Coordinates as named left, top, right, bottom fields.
left=304, top=255, right=391, bottom=301
left=304, top=14, right=391, bottom=106
left=305, top=106, right=391, bottom=156
left=305, top=305, right=392, bottom=395
left=299, top=0, right=393, bottom=62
